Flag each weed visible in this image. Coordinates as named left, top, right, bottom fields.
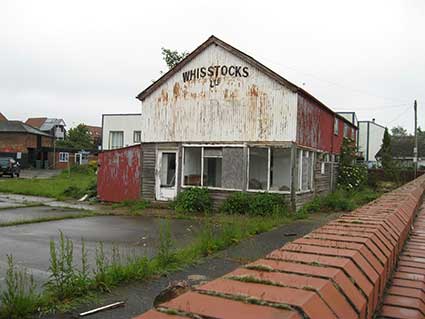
left=220, top=192, right=288, bottom=216
left=0, top=255, right=40, bottom=319
left=157, top=221, right=175, bottom=267
left=174, top=188, right=212, bottom=213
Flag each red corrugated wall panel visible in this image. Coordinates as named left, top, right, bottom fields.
left=97, top=144, right=141, bottom=202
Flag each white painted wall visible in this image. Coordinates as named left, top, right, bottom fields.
left=368, top=122, right=385, bottom=162
left=358, top=122, right=368, bottom=159
left=357, top=121, right=385, bottom=163
left=140, top=45, right=298, bottom=143
left=101, top=114, right=142, bottom=150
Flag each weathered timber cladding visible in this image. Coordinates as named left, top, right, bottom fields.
left=141, top=143, right=156, bottom=201
left=140, top=45, right=298, bottom=143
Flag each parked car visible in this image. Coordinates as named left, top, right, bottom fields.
left=0, top=157, right=20, bottom=178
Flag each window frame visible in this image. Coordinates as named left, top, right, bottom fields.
left=109, top=130, right=124, bottom=149
left=247, top=146, right=292, bottom=194
left=133, top=130, right=141, bottom=143
left=181, top=144, right=244, bottom=192
left=334, top=118, right=339, bottom=135
left=297, top=149, right=315, bottom=192
left=58, top=152, right=69, bottom=163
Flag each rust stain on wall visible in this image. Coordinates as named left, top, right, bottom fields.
left=97, top=145, right=141, bottom=202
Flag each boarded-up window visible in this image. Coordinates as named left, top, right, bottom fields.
left=222, top=148, right=244, bottom=189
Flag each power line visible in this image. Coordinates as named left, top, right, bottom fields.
left=256, top=55, right=411, bottom=105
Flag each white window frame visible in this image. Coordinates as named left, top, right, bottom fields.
left=247, top=146, right=291, bottom=194
left=59, top=152, right=69, bottom=163
left=181, top=144, right=244, bottom=192
left=109, top=131, right=124, bottom=149
left=298, top=149, right=315, bottom=193
left=133, top=130, right=141, bottom=143
left=334, top=118, right=339, bottom=135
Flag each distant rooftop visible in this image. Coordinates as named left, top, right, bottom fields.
left=25, top=117, right=66, bottom=131
left=0, top=121, right=53, bottom=137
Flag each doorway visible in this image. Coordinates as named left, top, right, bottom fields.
left=155, top=150, right=178, bottom=201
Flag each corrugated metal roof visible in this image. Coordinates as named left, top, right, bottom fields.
left=39, top=118, right=65, bottom=131
left=0, top=121, right=53, bottom=137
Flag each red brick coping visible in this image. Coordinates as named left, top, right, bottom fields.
left=135, top=175, right=425, bottom=319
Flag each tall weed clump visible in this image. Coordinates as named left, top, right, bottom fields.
left=0, top=255, right=41, bottom=319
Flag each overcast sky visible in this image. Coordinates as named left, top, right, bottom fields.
left=1, top=0, right=424, bottom=132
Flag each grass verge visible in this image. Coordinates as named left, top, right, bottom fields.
left=0, top=166, right=96, bottom=200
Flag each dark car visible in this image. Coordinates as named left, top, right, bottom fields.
left=0, top=157, right=20, bottom=178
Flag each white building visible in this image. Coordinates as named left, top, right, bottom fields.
left=357, top=120, right=386, bottom=166
left=101, top=113, right=142, bottom=150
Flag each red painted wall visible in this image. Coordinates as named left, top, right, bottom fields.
left=97, top=144, right=141, bottom=202
left=297, top=93, right=357, bottom=154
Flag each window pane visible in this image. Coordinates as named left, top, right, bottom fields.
left=110, top=131, right=123, bottom=149
left=270, top=148, right=291, bottom=191
left=203, top=157, right=222, bottom=187
left=248, top=148, right=268, bottom=190
left=160, top=153, right=176, bottom=187
left=183, top=147, right=201, bottom=186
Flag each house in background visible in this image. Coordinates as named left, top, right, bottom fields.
left=376, top=135, right=425, bottom=168
left=135, top=35, right=357, bottom=209
left=86, top=125, right=102, bottom=148
left=0, top=113, right=7, bottom=122
left=26, top=117, right=66, bottom=140
left=101, top=114, right=142, bottom=150
left=0, top=120, right=54, bottom=168
left=357, top=119, right=386, bottom=167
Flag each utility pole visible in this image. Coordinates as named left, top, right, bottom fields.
left=414, top=100, right=418, bottom=178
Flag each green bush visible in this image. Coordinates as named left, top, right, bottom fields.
left=174, top=188, right=212, bottom=213
left=220, top=192, right=251, bottom=215
left=298, top=188, right=378, bottom=215
left=220, top=192, right=287, bottom=216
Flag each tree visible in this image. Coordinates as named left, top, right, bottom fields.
left=381, top=128, right=397, bottom=180
left=337, top=138, right=367, bottom=190
left=391, top=126, right=408, bottom=137
left=57, top=124, right=94, bottom=149
left=161, top=48, right=188, bottom=69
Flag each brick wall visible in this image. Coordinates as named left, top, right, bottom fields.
left=135, top=174, right=425, bottom=319
left=0, top=133, right=53, bottom=152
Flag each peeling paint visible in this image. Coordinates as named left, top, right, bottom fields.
left=97, top=145, right=141, bottom=202
left=140, top=45, right=298, bottom=143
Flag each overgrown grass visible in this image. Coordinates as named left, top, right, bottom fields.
left=111, top=199, right=150, bottom=214
left=298, top=188, right=379, bottom=215
left=0, top=211, right=298, bottom=317
left=0, top=165, right=96, bottom=200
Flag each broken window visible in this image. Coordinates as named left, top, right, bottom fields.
left=183, top=147, right=202, bottom=186
left=248, top=148, right=269, bottom=190
left=203, top=147, right=222, bottom=187
left=298, top=149, right=314, bottom=191
left=270, top=148, right=291, bottom=192
left=160, top=152, right=176, bottom=187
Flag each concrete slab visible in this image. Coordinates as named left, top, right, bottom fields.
left=0, top=206, right=86, bottom=223
left=0, top=215, right=200, bottom=286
